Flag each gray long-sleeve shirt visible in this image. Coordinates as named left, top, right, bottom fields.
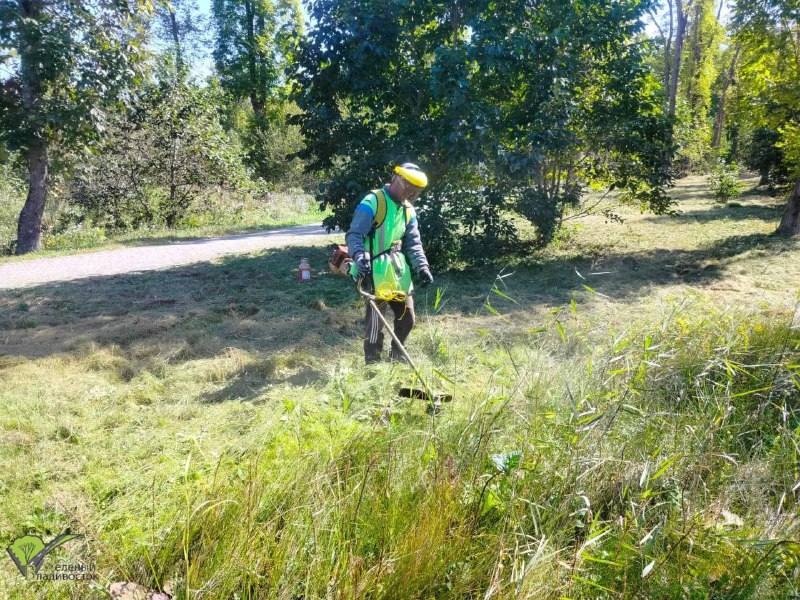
left=345, top=186, right=430, bottom=273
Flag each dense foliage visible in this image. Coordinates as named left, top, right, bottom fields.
left=0, top=0, right=147, bottom=252
left=731, top=0, right=800, bottom=234
left=732, top=0, right=800, bottom=184
left=1, top=0, right=799, bottom=250
left=295, top=0, right=674, bottom=265
left=212, top=0, right=302, bottom=118
left=672, top=0, right=724, bottom=172
left=212, top=0, right=305, bottom=181
left=66, top=80, right=248, bottom=231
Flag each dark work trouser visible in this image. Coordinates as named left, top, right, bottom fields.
left=364, top=295, right=415, bottom=363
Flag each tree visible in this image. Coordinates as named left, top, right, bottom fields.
left=68, top=80, right=248, bottom=230
left=733, top=0, right=800, bottom=235
left=667, top=0, right=693, bottom=121
left=710, top=44, right=740, bottom=151
left=675, top=0, right=723, bottom=169
left=211, top=0, right=304, bottom=183
left=153, top=0, right=205, bottom=80
left=0, top=0, right=147, bottom=254
left=295, top=0, right=673, bottom=266
left=211, top=0, right=302, bottom=119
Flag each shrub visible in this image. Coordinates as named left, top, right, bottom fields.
left=745, top=127, right=790, bottom=188
left=709, top=160, right=742, bottom=202
left=43, top=225, right=107, bottom=251
left=0, top=160, right=25, bottom=254
left=67, top=81, right=249, bottom=231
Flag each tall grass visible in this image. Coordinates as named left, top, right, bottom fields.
left=17, top=304, right=789, bottom=599
left=3, top=175, right=797, bottom=597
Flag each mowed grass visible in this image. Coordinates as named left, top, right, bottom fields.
left=0, top=176, right=799, bottom=599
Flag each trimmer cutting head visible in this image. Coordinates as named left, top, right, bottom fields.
left=398, top=387, right=453, bottom=404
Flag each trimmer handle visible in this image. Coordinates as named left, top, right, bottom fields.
left=356, top=276, right=376, bottom=300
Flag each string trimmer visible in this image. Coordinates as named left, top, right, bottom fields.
left=356, top=277, right=452, bottom=411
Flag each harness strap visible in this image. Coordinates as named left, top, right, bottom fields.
left=367, top=188, right=411, bottom=288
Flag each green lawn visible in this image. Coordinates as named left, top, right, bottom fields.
left=1, top=176, right=799, bottom=599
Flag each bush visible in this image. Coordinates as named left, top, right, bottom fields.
left=67, top=81, right=249, bottom=232
left=0, top=160, right=25, bottom=254
left=709, top=160, right=742, bottom=202
left=745, top=127, right=790, bottom=188
left=776, top=121, right=800, bottom=180
left=238, top=102, right=316, bottom=191
left=43, top=225, right=107, bottom=251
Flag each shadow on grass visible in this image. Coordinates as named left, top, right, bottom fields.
left=201, top=366, right=327, bottom=404
left=435, top=232, right=799, bottom=315
left=0, top=243, right=358, bottom=401
left=668, top=182, right=712, bottom=193
left=643, top=202, right=783, bottom=225
left=1, top=229, right=798, bottom=402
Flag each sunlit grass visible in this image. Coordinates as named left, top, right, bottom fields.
left=1, top=176, right=799, bottom=598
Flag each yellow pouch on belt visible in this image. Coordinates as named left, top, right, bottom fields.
left=372, top=249, right=412, bottom=301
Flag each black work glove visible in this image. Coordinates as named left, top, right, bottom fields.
left=354, top=252, right=371, bottom=276
left=418, top=266, right=434, bottom=287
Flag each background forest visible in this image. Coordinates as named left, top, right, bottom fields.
left=1, top=0, right=799, bottom=259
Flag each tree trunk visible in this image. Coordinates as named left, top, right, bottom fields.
left=668, top=0, right=689, bottom=119
left=663, top=0, right=673, bottom=94
left=168, top=7, right=184, bottom=75
left=16, top=0, right=49, bottom=255
left=711, top=47, right=739, bottom=149
left=16, top=140, right=49, bottom=254
left=684, top=1, right=702, bottom=109
left=777, top=179, right=800, bottom=236
left=244, top=0, right=264, bottom=117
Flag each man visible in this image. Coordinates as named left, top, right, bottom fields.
left=346, top=162, right=434, bottom=364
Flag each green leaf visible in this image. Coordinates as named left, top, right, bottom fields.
left=481, top=488, right=503, bottom=516
left=421, top=442, right=437, bottom=465
left=651, top=454, right=680, bottom=481
left=555, top=320, right=567, bottom=342
left=492, top=286, right=518, bottom=304
left=433, top=287, right=444, bottom=311
left=731, top=385, right=772, bottom=398
left=432, top=368, right=454, bottom=385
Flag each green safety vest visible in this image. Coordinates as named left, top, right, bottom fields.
left=361, top=188, right=414, bottom=300
left=368, top=188, right=412, bottom=253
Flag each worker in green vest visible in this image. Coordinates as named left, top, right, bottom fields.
left=346, top=163, right=434, bottom=364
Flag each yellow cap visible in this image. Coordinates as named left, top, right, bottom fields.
left=394, top=163, right=428, bottom=188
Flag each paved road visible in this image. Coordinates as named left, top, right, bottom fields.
left=0, top=224, right=337, bottom=290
